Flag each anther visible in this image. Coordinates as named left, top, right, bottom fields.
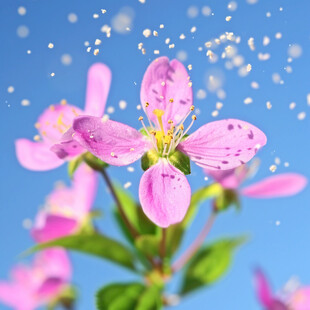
left=168, top=120, right=173, bottom=124
left=139, top=116, right=144, bottom=121
left=145, top=102, right=149, bottom=107
left=190, top=105, right=195, bottom=111
left=169, top=98, right=174, bottom=103
left=111, top=152, right=115, bottom=157
left=192, top=115, right=197, bottom=120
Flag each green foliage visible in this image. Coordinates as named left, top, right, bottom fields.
left=113, top=184, right=157, bottom=243
left=181, top=237, right=247, bottom=295
left=83, top=152, right=109, bottom=171
left=141, top=149, right=160, bottom=171
left=214, top=189, right=240, bottom=212
left=96, top=283, right=162, bottom=310
left=67, top=155, right=84, bottom=178
left=135, top=235, right=161, bottom=257
left=166, top=184, right=222, bottom=257
left=168, top=150, right=191, bottom=175
left=26, top=232, right=136, bottom=271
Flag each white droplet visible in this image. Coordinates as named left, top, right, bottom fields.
left=21, top=99, right=30, bottom=106
left=297, top=112, right=306, bottom=120
left=196, top=89, right=207, bottom=100
left=187, top=5, right=199, bottom=18
left=48, top=43, right=54, bottom=49
left=176, top=50, right=188, bottom=62
left=17, top=6, right=27, bottom=16
left=275, top=220, right=281, bottom=226
left=22, top=218, right=32, bottom=229
left=107, top=106, right=115, bottom=114
left=127, top=166, right=135, bottom=172
left=119, top=100, right=127, bottom=110
left=269, top=165, right=277, bottom=173
left=61, top=54, right=72, bottom=66
left=247, top=0, right=258, bottom=4
left=68, top=13, right=78, bottom=23
left=288, top=44, right=303, bottom=59
left=111, top=7, right=134, bottom=34
left=17, top=25, right=29, bottom=38
left=201, top=6, right=212, bottom=16
left=124, top=182, right=132, bottom=189
left=244, top=97, right=253, bottom=105
left=7, top=86, right=15, bottom=93
left=227, top=1, right=238, bottom=11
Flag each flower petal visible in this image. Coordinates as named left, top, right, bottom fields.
left=254, top=269, right=274, bottom=308
left=32, top=213, right=78, bottom=243
left=139, top=160, right=191, bottom=227
left=50, top=127, right=85, bottom=160
left=140, top=57, right=193, bottom=126
left=178, top=119, right=267, bottom=170
left=84, top=63, right=112, bottom=117
left=37, top=104, right=83, bottom=144
left=241, top=173, right=307, bottom=198
left=34, top=249, right=72, bottom=282
left=204, top=165, right=248, bottom=189
left=15, top=139, right=64, bottom=171
left=289, top=287, right=310, bottom=310
left=73, top=116, right=152, bottom=166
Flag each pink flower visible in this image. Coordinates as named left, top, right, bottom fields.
left=205, top=162, right=307, bottom=199
left=15, top=63, right=112, bottom=171
left=254, top=269, right=288, bottom=310
left=31, top=164, right=97, bottom=243
left=255, top=270, right=310, bottom=310
left=55, top=57, right=267, bottom=227
left=0, top=249, right=71, bottom=310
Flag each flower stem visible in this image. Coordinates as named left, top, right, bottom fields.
left=99, top=169, right=139, bottom=239
left=171, top=212, right=216, bottom=273
left=160, top=228, right=166, bottom=260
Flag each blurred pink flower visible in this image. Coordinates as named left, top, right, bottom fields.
left=205, top=162, right=307, bottom=199
left=0, top=249, right=71, bottom=310
left=15, top=63, right=111, bottom=171
left=255, top=270, right=310, bottom=310
left=31, top=164, right=97, bottom=242
left=58, top=57, right=267, bottom=227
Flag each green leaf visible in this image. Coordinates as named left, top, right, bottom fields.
left=26, top=232, right=136, bottom=271
left=83, top=152, right=109, bottom=171
left=141, top=149, right=160, bottom=171
left=214, top=189, right=240, bottom=212
left=166, top=184, right=222, bottom=257
left=135, top=235, right=160, bottom=257
left=168, top=150, right=191, bottom=175
left=181, top=236, right=247, bottom=295
left=96, top=283, right=162, bottom=310
left=113, top=185, right=157, bottom=243
left=68, top=155, right=84, bottom=178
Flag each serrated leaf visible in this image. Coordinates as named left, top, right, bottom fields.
left=96, top=283, right=162, bottom=310
left=141, top=149, right=160, bottom=171
left=168, top=150, right=191, bottom=175
left=181, top=237, right=247, bottom=295
left=25, top=232, right=136, bottom=271
left=166, top=184, right=222, bottom=257
left=68, top=155, right=84, bottom=178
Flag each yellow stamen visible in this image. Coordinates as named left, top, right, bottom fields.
left=153, top=109, right=165, bottom=134
left=169, top=98, right=174, bottom=103
left=49, top=105, right=55, bottom=111
left=60, top=99, right=67, bottom=105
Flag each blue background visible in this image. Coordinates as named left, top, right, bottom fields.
left=1, top=0, right=310, bottom=309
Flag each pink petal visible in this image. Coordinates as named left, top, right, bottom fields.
left=254, top=269, right=274, bottom=308
left=37, top=104, right=83, bottom=144
left=15, top=139, right=64, bottom=171
left=204, top=165, right=248, bottom=189
left=32, top=213, right=78, bottom=243
left=50, top=127, right=85, bottom=160
left=0, top=282, right=35, bottom=310
left=84, top=63, right=112, bottom=116
left=33, top=249, right=72, bottom=282
left=140, top=57, right=193, bottom=127
left=37, top=278, right=65, bottom=300
left=139, top=160, right=191, bottom=227
left=72, top=163, right=98, bottom=214
left=289, top=287, right=310, bottom=310
left=241, top=173, right=307, bottom=198
left=178, top=119, right=267, bottom=170
left=73, top=116, right=152, bottom=166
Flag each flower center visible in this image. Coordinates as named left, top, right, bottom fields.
left=139, top=103, right=197, bottom=157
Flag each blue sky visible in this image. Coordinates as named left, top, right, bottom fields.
left=1, top=0, right=310, bottom=309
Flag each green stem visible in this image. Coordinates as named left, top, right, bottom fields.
left=99, top=169, right=140, bottom=239
left=171, top=212, right=216, bottom=273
